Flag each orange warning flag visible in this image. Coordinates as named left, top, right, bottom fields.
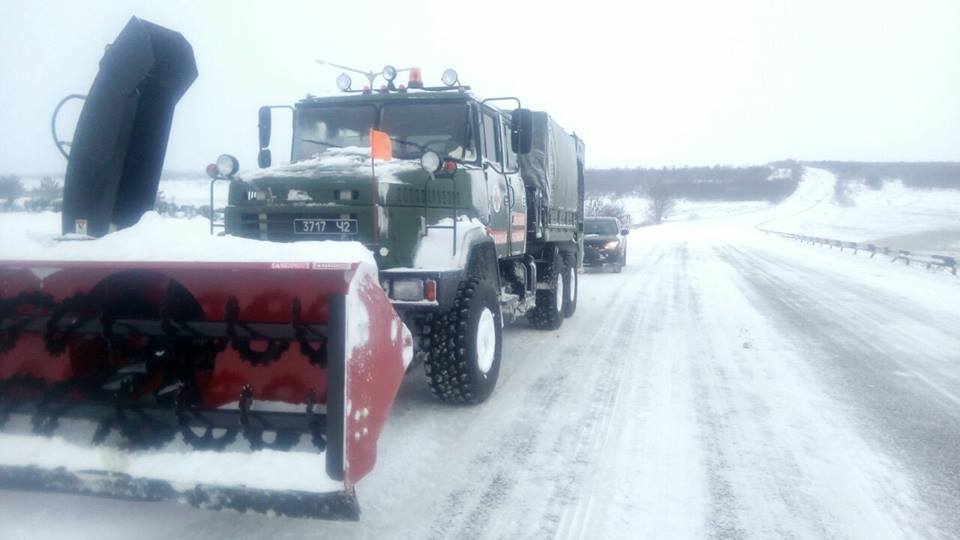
left=370, top=129, right=393, bottom=161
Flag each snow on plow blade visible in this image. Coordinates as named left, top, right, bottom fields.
left=0, top=259, right=411, bottom=519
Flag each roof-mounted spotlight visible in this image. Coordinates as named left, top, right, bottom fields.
left=215, top=154, right=239, bottom=178
left=441, top=68, right=459, bottom=87
left=336, top=72, right=352, bottom=91
left=382, top=65, right=398, bottom=82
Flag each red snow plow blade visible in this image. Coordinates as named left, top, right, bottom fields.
left=0, top=259, right=411, bottom=520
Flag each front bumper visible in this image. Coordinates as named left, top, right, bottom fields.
left=583, top=244, right=620, bottom=266
left=379, top=268, right=465, bottom=313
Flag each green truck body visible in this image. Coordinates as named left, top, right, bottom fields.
left=220, top=80, right=585, bottom=403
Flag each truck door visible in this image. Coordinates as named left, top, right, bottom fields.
left=480, top=107, right=510, bottom=257
left=500, top=117, right=526, bottom=256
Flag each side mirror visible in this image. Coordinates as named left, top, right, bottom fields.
left=511, top=108, right=533, bottom=155
left=621, top=228, right=630, bottom=236
left=258, top=106, right=272, bottom=150
left=258, top=148, right=272, bottom=168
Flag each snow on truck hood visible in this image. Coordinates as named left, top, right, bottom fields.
left=0, top=211, right=375, bottom=266
left=239, top=146, right=421, bottom=185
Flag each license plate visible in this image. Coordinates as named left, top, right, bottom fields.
left=293, top=218, right=358, bottom=235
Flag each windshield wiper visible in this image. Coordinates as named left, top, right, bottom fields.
left=301, top=138, right=342, bottom=149
left=390, top=138, right=471, bottom=164
left=389, top=138, right=429, bottom=153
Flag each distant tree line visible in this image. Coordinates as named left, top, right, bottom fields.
left=0, top=174, right=217, bottom=219
left=0, top=175, right=63, bottom=211
left=585, top=161, right=803, bottom=202
left=804, top=161, right=960, bottom=190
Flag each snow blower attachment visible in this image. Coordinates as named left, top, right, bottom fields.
left=3, top=17, right=412, bottom=519
left=58, top=16, right=197, bottom=238
left=0, top=260, right=411, bottom=519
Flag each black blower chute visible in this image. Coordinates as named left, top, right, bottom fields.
left=54, top=16, right=197, bottom=237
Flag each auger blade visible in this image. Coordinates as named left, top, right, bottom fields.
left=1, top=259, right=412, bottom=519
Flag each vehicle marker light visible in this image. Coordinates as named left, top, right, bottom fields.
left=392, top=279, right=424, bottom=301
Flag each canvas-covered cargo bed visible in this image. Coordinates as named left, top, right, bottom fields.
left=517, top=112, right=585, bottom=240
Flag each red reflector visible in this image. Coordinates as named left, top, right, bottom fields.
left=424, top=279, right=437, bottom=302
left=205, top=163, right=219, bottom=179
left=442, top=160, right=457, bottom=173
left=362, top=86, right=372, bottom=94
left=408, top=67, right=423, bottom=89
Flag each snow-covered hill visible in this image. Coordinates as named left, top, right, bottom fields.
left=758, top=168, right=960, bottom=255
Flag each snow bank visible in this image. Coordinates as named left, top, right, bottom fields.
left=0, top=211, right=374, bottom=266
left=760, top=169, right=960, bottom=255
left=158, top=177, right=229, bottom=208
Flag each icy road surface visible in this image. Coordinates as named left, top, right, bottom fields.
left=2, top=170, right=959, bottom=539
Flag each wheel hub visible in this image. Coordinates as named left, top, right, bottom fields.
left=476, top=308, right=497, bottom=374
left=555, top=273, right=564, bottom=314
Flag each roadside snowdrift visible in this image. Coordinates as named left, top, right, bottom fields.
left=760, top=169, right=960, bottom=255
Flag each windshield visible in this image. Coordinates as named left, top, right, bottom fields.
left=292, top=102, right=476, bottom=162
left=584, top=219, right=619, bottom=235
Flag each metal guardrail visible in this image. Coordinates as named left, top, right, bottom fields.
left=758, top=228, right=958, bottom=276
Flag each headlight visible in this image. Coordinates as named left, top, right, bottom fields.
left=441, top=68, right=459, bottom=87
left=216, top=154, right=239, bottom=178
left=604, top=240, right=620, bottom=250
left=382, top=65, right=398, bottom=82
left=420, top=150, right=441, bottom=173
left=391, top=279, right=424, bottom=301
left=336, top=72, right=352, bottom=91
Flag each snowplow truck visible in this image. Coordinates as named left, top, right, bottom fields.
left=227, top=71, right=585, bottom=404
left=0, top=17, right=584, bottom=519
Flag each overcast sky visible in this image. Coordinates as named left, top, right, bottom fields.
left=1, top=0, right=958, bottom=174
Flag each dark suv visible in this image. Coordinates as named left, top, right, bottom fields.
left=583, top=217, right=629, bottom=272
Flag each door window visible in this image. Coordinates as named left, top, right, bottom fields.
left=481, top=110, right=501, bottom=164
left=501, top=119, right=517, bottom=171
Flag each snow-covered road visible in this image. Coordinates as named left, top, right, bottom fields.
left=2, top=171, right=959, bottom=539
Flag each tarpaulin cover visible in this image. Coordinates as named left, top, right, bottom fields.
left=517, top=112, right=584, bottom=213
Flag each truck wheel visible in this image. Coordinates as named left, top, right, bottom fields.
left=612, top=260, right=623, bottom=273
left=562, top=254, right=578, bottom=318
left=423, top=278, right=502, bottom=404
left=622, top=249, right=627, bottom=267
left=528, top=254, right=564, bottom=330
